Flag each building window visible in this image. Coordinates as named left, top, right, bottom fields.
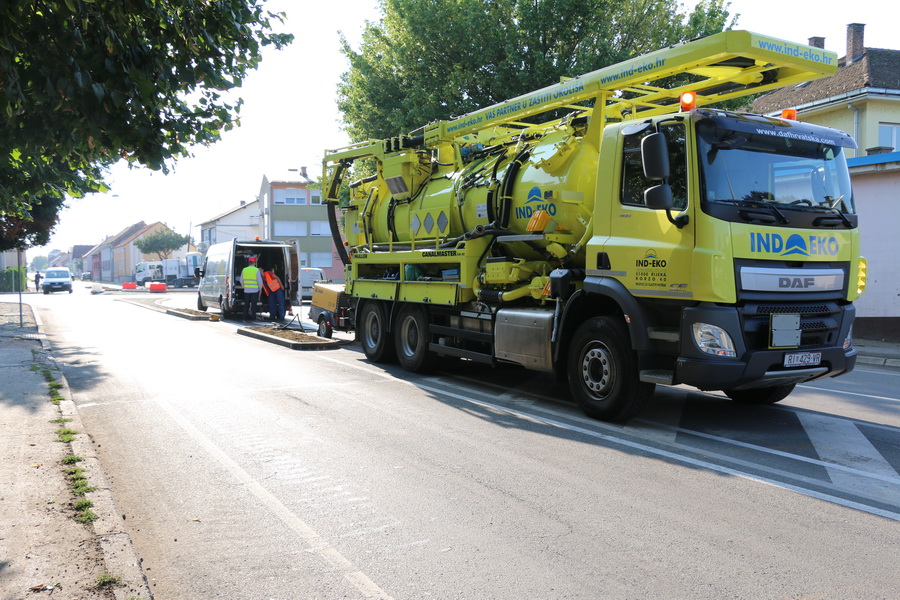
left=311, top=190, right=322, bottom=205
left=310, top=221, right=330, bottom=236
left=311, top=252, right=333, bottom=268
left=273, top=221, right=307, bottom=236
left=878, top=123, right=900, bottom=151
left=274, top=188, right=307, bottom=205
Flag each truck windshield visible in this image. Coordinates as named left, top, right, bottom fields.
left=696, top=123, right=854, bottom=215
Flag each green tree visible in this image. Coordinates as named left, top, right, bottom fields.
left=1, top=1, right=293, bottom=246
left=31, top=255, right=48, bottom=271
left=134, top=229, right=191, bottom=260
left=337, top=0, right=735, bottom=141
left=0, top=196, right=65, bottom=250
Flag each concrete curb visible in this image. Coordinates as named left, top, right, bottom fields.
left=164, top=308, right=209, bottom=321
left=32, top=308, right=154, bottom=600
left=237, top=326, right=342, bottom=350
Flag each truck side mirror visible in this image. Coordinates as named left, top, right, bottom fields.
left=641, top=132, right=670, bottom=180
left=645, top=184, right=673, bottom=210
left=195, top=268, right=203, bottom=277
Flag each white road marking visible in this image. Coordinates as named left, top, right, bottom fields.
left=796, top=412, right=900, bottom=504
left=149, top=394, right=393, bottom=599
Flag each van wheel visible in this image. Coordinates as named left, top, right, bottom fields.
left=197, top=294, right=207, bottom=312
left=568, top=316, right=654, bottom=422
left=724, top=384, right=795, bottom=405
left=317, top=316, right=333, bottom=339
left=394, top=304, right=436, bottom=373
left=219, top=297, right=231, bottom=320
left=358, top=301, right=395, bottom=363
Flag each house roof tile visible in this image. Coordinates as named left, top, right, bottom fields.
left=750, top=47, right=900, bottom=114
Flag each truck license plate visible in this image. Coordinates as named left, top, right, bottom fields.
left=784, top=352, right=821, bottom=367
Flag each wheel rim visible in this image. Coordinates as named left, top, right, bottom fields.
left=362, top=307, right=382, bottom=350
left=397, top=314, right=419, bottom=359
left=318, top=319, right=327, bottom=337
left=580, top=343, right=615, bottom=399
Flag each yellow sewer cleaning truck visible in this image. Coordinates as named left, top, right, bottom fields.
left=318, top=30, right=866, bottom=421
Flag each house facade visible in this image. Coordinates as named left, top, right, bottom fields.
left=197, top=199, right=261, bottom=250
left=750, top=23, right=900, bottom=336
left=258, top=167, right=344, bottom=284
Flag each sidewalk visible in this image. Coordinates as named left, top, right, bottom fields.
left=0, top=299, right=151, bottom=600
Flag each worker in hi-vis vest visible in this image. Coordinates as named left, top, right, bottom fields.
left=239, top=255, right=263, bottom=322
left=262, top=267, right=285, bottom=322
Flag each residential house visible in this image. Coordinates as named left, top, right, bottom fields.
left=750, top=23, right=900, bottom=337
left=197, top=199, right=261, bottom=250
left=82, top=221, right=186, bottom=283
left=258, top=167, right=345, bottom=290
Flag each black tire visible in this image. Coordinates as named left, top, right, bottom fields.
left=358, top=301, right=395, bottom=363
left=317, top=315, right=333, bottom=339
left=724, top=384, right=795, bottom=405
left=67, top=288, right=72, bottom=294
left=219, top=297, right=232, bottom=320
left=394, top=304, right=437, bottom=373
left=197, top=293, right=207, bottom=312
left=43, top=290, right=49, bottom=295
left=567, top=316, right=655, bottom=422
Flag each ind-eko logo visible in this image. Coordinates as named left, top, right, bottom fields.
left=514, top=186, right=557, bottom=219
left=750, top=233, right=839, bottom=256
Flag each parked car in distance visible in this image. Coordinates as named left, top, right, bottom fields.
left=81, top=272, right=92, bottom=281
left=298, top=267, right=327, bottom=301
left=42, top=268, right=74, bottom=294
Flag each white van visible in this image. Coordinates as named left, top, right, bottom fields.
left=196, top=239, right=292, bottom=319
left=298, top=267, right=327, bottom=300
left=41, top=268, right=74, bottom=294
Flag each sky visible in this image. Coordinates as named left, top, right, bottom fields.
left=29, top=0, right=900, bottom=258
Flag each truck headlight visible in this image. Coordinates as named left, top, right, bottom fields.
left=692, top=323, right=737, bottom=357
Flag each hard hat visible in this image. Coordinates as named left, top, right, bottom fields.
left=248, top=256, right=257, bottom=262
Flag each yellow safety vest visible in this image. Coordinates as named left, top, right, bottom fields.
left=241, top=266, right=260, bottom=291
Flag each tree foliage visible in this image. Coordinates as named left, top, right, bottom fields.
left=0, top=196, right=65, bottom=250
left=134, top=228, right=190, bottom=260
left=337, top=0, right=735, bottom=141
left=0, top=0, right=293, bottom=244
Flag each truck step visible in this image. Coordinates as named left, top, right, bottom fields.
left=647, top=328, right=680, bottom=343
left=429, top=343, right=494, bottom=364
left=640, top=370, right=674, bottom=385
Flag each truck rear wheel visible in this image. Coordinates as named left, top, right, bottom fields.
left=395, top=304, right=437, bottom=373
left=317, top=315, right=333, bottom=339
left=568, top=316, right=654, bottom=422
left=359, top=301, right=395, bottom=363
left=723, top=384, right=795, bottom=405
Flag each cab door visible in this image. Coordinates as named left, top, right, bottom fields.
left=604, top=121, right=695, bottom=301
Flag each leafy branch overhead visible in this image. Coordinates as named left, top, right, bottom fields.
left=0, top=0, right=293, bottom=248
left=337, top=0, right=735, bottom=142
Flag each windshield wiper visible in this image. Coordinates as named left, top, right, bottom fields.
left=814, top=195, right=853, bottom=227
left=716, top=199, right=789, bottom=224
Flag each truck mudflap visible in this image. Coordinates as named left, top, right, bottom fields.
left=675, top=346, right=856, bottom=391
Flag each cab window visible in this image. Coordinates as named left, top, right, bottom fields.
left=620, top=122, right=687, bottom=210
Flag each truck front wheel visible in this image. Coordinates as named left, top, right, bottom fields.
left=358, top=301, right=395, bottom=363
left=568, top=316, right=655, bottom=422
left=395, top=304, right=437, bottom=373
left=723, top=384, right=795, bottom=405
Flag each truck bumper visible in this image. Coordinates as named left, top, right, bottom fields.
left=672, top=303, right=856, bottom=391
left=675, top=346, right=856, bottom=391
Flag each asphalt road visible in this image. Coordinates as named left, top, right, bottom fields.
left=29, top=284, right=900, bottom=599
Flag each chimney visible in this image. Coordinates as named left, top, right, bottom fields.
left=808, top=36, right=825, bottom=49
left=300, top=166, right=308, bottom=179
left=847, top=23, right=865, bottom=63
